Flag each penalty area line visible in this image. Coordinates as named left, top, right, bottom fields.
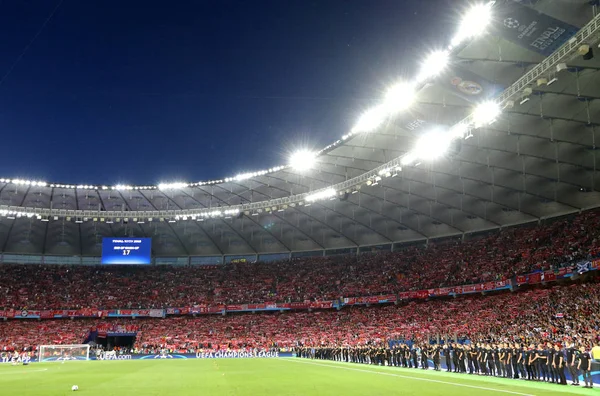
left=281, top=359, right=534, bottom=396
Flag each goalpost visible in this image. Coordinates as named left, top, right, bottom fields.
left=38, top=344, right=91, bottom=362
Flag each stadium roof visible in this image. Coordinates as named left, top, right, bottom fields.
left=1, top=0, right=600, bottom=257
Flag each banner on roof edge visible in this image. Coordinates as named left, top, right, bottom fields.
left=493, top=2, right=578, bottom=56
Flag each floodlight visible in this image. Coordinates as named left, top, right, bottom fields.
left=413, top=130, right=453, bottom=161
left=158, top=182, right=187, bottom=190
left=401, top=153, right=417, bottom=166
left=289, top=150, right=317, bottom=171
left=383, top=82, right=416, bottom=113
left=417, top=50, right=450, bottom=82
left=451, top=3, right=493, bottom=47
left=306, top=188, right=337, bottom=202
left=450, top=123, right=469, bottom=139
left=352, top=105, right=387, bottom=133
left=473, top=101, right=501, bottom=126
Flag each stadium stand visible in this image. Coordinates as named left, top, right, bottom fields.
left=0, top=209, right=598, bottom=310
left=1, top=281, right=599, bottom=353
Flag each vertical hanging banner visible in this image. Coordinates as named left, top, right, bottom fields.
left=493, top=1, right=578, bottom=56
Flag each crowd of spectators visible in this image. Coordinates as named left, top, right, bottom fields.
left=0, top=210, right=598, bottom=311
left=1, top=280, right=598, bottom=352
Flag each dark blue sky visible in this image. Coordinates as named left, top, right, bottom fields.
left=0, top=0, right=457, bottom=185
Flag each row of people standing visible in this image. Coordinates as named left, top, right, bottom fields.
left=296, top=341, right=594, bottom=389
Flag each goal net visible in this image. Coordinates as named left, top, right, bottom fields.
left=38, top=344, right=90, bottom=362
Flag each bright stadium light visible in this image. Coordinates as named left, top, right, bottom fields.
left=352, top=105, right=387, bottom=133
left=413, top=130, right=453, bottom=161
left=401, top=153, right=417, bottom=166
left=450, top=122, right=470, bottom=139
left=289, top=150, right=317, bottom=171
left=383, top=82, right=416, bottom=113
left=473, top=101, right=501, bottom=126
left=451, top=2, right=494, bottom=47
left=306, top=188, right=337, bottom=202
left=417, top=50, right=450, bottom=82
left=158, top=182, right=188, bottom=190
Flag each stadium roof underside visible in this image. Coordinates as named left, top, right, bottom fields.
left=1, top=0, right=600, bottom=257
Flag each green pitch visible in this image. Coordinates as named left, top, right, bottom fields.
left=0, top=358, right=593, bottom=395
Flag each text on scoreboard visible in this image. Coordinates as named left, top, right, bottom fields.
left=101, top=238, right=152, bottom=264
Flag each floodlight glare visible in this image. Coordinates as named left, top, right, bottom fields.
left=352, top=105, right=387, bottom=133
left=306, top=188, right=337, bottom=202
left=417, top=50, right=450, bottom=82
left=401, top=153, right=416, bottom=166
left=451, top=2, right=493, bottom=47
left=158, top=182, right=188, bottom=190
left=289, top=150, right=317, bottom=171
left=413, top=130, right=453, bottom=161
left=450, top=123, right=470, bottom=139
left=383, top=82, right=416, bottom=113
left=473, top=101, right=501, bottom=126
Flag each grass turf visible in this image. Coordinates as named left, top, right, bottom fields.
left=0, top=358, right=594, bottom=395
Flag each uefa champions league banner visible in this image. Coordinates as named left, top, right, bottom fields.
left=493, top=1, right=578, bottom=56
left=90, top=351, right=293, bottom=361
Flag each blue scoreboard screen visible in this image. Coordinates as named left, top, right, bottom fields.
left=101, top=238, right=152, bottom=265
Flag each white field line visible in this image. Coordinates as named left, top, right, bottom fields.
left=282, top=359, right=536, bottom=396
left=0, top=368, right=48, bottom=375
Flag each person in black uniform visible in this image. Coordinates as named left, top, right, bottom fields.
left=535, top=344, right=546, bottom=381
left=421, top=344, right=429, bottom=370
left=504, top=343, right=513, bottom=379
left=470, top=344, right=479, bottom=374
left=514, top=343, right=525, bottom=379
left=528, top=344, right=538, bottom=380
left=553, top=344, right=567, bottom=385
left=544, top=343, right=554, bottom=383
left=452, top=343, right=460, bottom=373
left=478, top=343, right=487, bottom=375
left=394, top=345, right=400, bottom=367
left=444, top=344, right=452, bottom=372
left=498, top=344, right=506, bottom=377
left=379, top=346, right=386, bottom=366
left=524, top=345, right=533, bottom=380
left=411, top=344, right=418, bottom=369
left=433, top=344, right=441, bottom=371
left=486, top=345, right=496, bottom=376
left=466, top=345, right=474, bottom=374
left=493, top=344, right=501, bottom=376
left=578, top=345, right=593, bottom=389
left=566, top=342, right=579, bottom=386
left=459, top=345, right=467, bottom=373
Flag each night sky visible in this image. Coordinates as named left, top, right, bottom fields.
left=0, top=0, right=457, bottom=185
